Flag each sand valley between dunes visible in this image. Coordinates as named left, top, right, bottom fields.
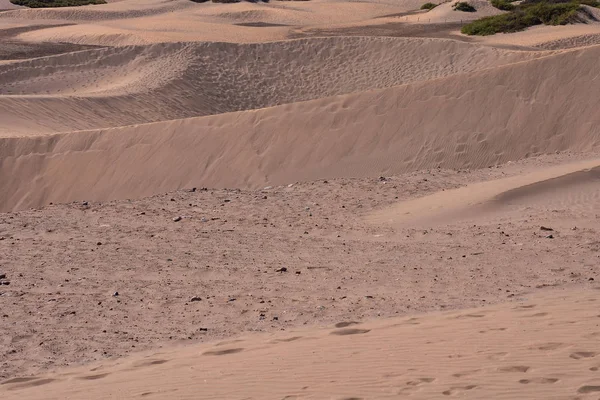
left=1, top=0, right=600, bottom=398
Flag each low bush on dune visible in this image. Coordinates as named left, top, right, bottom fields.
left=421, top=2, right=438, bottom=9
left=453, top=1, right=477, bottom=11
left=491, top=0, right=517, bottom=11
left=462, top=0, right=598, bottom=35
left=11, top=0, right=105, bottom=6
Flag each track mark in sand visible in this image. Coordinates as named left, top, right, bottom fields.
left=570, top=351, right=597, bottom=360
left=452, top=369, right=481, bottom=378
left=577, top=385, right=600, bottom=393
left=442, top=384, right=477, bottom=395
left=330, top=328, right=370, bottom=336
left=498, top=366, right=530, bottom=373
left=77, top=373, right=110, bottom=381
left=340, top=397, right=363, bottom=400
left=5, top=378, right=56, bottom=390
left=335, top=321, right=360, bottom=328
left=519, top=378, right=559, bottom=384
left=203, top=348, right=244, bottom=356
left=584, top=332, right=600, bottom=339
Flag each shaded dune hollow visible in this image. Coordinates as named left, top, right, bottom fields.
left=2, top=42, right=600, bottom=211
left=0, top=36, right=542, bottom=136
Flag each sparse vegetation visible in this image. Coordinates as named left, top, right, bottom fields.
left=10, top=0, right=105, bottom=6
left=462, top=0, right=597, bottom=35
left=421, top=2, right=438, bottom=9
left=453, top=1, right=477, bottom=11
left=491, top=0, right=516, bottom=11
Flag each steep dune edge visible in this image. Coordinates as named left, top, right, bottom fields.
left=0, top=37, right=543, bottom=136
left=1, top=45, right=600, bottom=211
left=2, top=289, right=600, bottom=399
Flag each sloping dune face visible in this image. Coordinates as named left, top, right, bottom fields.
left=1, top=44, right=600, bottom=211
left=0, top=37, right=542, bottom=136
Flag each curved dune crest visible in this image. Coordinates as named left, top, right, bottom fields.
left=1, top=44, right=600, bottom=211
left=0, top=37, right=543, bottom=136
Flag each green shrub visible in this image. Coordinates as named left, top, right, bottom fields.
left=462, top=0, right=584, bottom=35
left=491, top=0, right=516, bottom=10
left=453, top=1, right=477, bottom=11
left=421, top=2, right=438, bottom=9
left=579, top=0, right=600, bottom=6
left=10, top=0, right=104, bottom=6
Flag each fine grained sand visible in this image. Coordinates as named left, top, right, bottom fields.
left=3, top=289, right=600, bottom=400
left=2, top=0, right=600, bottom=397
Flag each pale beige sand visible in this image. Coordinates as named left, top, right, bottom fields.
left=0, top=0, right=417, bottom=45
left=2, top=288, right=600, bottom=399
left=369, top=158, right=600, bottom=226
left=1, top=151, right=600, bottom=384
left=0, top=0, right=23, bottom=10
left=3, top=0, right=600, bottom=395
left=2, top=44, right=599, bottom=211
left=404, top=0, right=504, bottom=23
left=0, top=37, right=544, bottom=136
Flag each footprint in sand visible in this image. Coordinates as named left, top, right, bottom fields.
left=335, top=321, right=360, bottom=328
left=203, top=348, right=244, bottom=356
left=498, top=365, right=530, bottom=373
left=529, top=342, right=567, bottom=351
left=442, top=384, right=477, bottom=395
left=77, top=373, right=111, bottom=381
left=514, top=304, right=537, bottom=310
left=133, top=359, right=169, bottom=367
left=577, top=385, right=600, bottom=393
left=522, top=312, right=548, bottom=318
left=398, top=378, right=436, bottom=394
left=452, top=369, right=481, bottom=378
left=519, top=378, right=559, bottom=384
left=4, top=378, right=56, bottom=390
left=570, top=352, right=597, bottom=360
left=330, top=328, right=370, bottom=336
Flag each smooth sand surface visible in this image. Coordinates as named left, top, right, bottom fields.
left=2, top=0, right=600, bottom=397
left=369, top=158, right=600, bottom=226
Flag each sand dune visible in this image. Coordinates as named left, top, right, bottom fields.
left=3, top=0, right=600, bottom=395
left=0, top=0, right=418, bottom=45
left=3, top=288, right=600, bottom=399
left=0, top=0, right=196, bottom=21
left=0, top=37, right=543, bottom=136
left=369, top=159, right=600, bottom=227
left=1, top=44, right=599, bottom=211
left=405, top=0, right=504, bottom=23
